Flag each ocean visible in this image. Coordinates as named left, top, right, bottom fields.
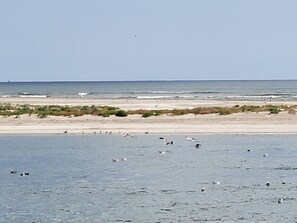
left=0, top=80, right=297, bottom=101
left=1, top=134, right=297, bottom=222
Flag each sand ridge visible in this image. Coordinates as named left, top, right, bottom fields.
left=0, top=97, right=297, bottom=134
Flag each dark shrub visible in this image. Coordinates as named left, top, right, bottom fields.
left=115, top=110, right=128, bottom=117
left=142, top=111, right=155, bottom=118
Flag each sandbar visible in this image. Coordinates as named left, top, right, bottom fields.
left=0, top=97, right=297, bottom=135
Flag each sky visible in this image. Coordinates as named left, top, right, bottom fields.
left=0, top=0, right=297, bottom=82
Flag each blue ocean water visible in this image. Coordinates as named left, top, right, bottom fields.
left=0, top=80, right=297, bottom=101
left=1, top=134, right=297, bottom=222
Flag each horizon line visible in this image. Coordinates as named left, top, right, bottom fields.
left=1, top=79, right=297, bottom=83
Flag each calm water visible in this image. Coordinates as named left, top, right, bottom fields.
left=0, top=80, right=297, bottom=101
left=1, top=134, right=297, bottom=222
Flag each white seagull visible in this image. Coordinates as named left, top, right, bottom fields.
left=186, top=137, right=200, bottom=142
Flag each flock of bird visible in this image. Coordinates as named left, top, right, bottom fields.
left=9, top=131, right=287, bottom=205
left=10, top=169, right=29, bottom=176
left=109, top=132, right=287, bottom=205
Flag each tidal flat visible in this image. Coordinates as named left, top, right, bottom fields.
left=1, top=134, right=297, bottom=222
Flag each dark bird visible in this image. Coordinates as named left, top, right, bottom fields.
left=20, top=172, right=29, bottom=176
left=160, top=137, right=173, bottom=145
left=282, top=180, right=286, bottom=185
left=10, top=169, right=17, bottom=174
left=164, top=139, right=173, bottom=145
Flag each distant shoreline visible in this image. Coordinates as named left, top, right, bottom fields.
left=1, top=79, right=297, bottom=83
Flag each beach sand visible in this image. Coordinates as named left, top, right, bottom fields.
left=0, top=97, right=297, bottom=134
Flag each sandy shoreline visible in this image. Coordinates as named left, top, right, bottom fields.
left=0, top=97, right=295, bottom=109
left=1, top=97, right=297, bottom=135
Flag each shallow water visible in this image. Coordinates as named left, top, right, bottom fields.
left=1, top=134, right=297, bottom=222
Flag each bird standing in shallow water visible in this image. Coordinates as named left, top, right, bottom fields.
left=20, top=172, right=29, bottom=176
left=213, top=181, right=220, bottom=185
left=282, top=180, right=286, bottom=185
left=10, top=169, right=17, bottom=174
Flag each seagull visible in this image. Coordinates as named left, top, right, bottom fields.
left=195, top=143, right=201, bottom=148
left=10, top=169, right=17, bottom=174
left=158, top=150, right=166, bottom=154
left=186, top=137, right=200, bottom=142
left=201, top=187, right=206, bottom=192
left=282, top=180, right=286, bottom=185
left=266, top=182, right=270, bottom=187
left=78, top=92, right=88, bottom=98
left=263, top=153, right=268, bottom=157
left=122, top=133, right=136, bottom=138
left=113, top=157, right=127, bottom=162
left=163, top=139, right=173, bottom=145
left=247, top=149, right=252, bottom=152
left=159, top=137, right=173, bottom=145
left=213, top=181, right=220, bottom=185
left=278, top=198, right=283, bottom=204
left=20, top=172, right=29, bottom=176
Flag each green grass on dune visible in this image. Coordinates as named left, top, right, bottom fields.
left=0, top=103, right=296, bottom=118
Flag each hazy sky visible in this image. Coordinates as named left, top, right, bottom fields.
left=1, top=1, right=297, bottom=81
